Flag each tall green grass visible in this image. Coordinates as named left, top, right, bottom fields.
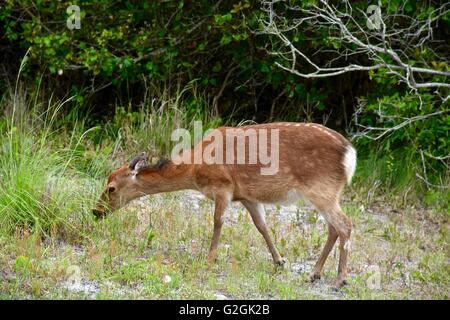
left=0, top=57, right=218, bottom=238
left=353, top=146, right=450, bottom=210
left=0, top=91, right=105, bottom=237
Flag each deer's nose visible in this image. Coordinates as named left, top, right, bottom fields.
left=92, top=209, right=106, bottom=218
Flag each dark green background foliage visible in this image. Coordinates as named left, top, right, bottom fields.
left=0, top=0, right=449, bottom=183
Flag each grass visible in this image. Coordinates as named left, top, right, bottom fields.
left=0, top=192, right=448, bottom=299
left=0, top=80, right=449, bottom=299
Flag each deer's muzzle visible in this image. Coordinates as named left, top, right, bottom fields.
left=92, top=208, right=107, bottom=218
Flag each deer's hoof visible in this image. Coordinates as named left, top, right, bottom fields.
left=207, top=251, right=218, bottom=264
left=275, top=258, right=287, bottom=268
left=334, top=278, right=348, bottom=290
left=309, top=273, right=321, bottom=283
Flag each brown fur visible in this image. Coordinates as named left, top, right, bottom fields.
left=94, top=122, right=356, bottom=288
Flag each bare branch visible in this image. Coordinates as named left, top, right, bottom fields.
left=259, top=0, right=450, bottom=91
left=352, top=98, right=448, bottom=141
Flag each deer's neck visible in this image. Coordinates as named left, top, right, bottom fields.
left=138, top=162, right=197, bottom=194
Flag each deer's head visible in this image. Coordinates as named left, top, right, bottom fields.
left=92, top=152, right=150, bottom=218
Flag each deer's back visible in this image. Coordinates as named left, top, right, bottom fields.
left=192, top=122, right=355, bottom=204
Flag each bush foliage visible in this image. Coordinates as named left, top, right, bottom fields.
left=0, top=0, right=448, bottom=184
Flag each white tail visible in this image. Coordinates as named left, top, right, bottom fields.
left=343, top=145, right=357, bottom=185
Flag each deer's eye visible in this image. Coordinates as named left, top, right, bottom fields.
left=108, top=186, right=116, bottom=193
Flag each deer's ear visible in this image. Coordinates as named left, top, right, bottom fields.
left=129, top=152, right=148, bottom=170
left=129, top=152, right=148, bottom=176
left=134, top=159, right=147, bottom=173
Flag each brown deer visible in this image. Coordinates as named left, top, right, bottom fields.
left=93, top=122, right=356, bottom=288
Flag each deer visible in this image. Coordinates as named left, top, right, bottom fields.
left=93, top=122, right=357, bottom=288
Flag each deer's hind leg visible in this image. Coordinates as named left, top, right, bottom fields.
left=332, top=205, right=352, bottom=288
left=310, top=222, right=338, bottom=282
left=307, top=192, right=352, bottom=288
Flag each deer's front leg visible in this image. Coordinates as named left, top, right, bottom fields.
left=207, top=193, right=230, bottom=263
left=241, top=200, right=284, bottom=266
